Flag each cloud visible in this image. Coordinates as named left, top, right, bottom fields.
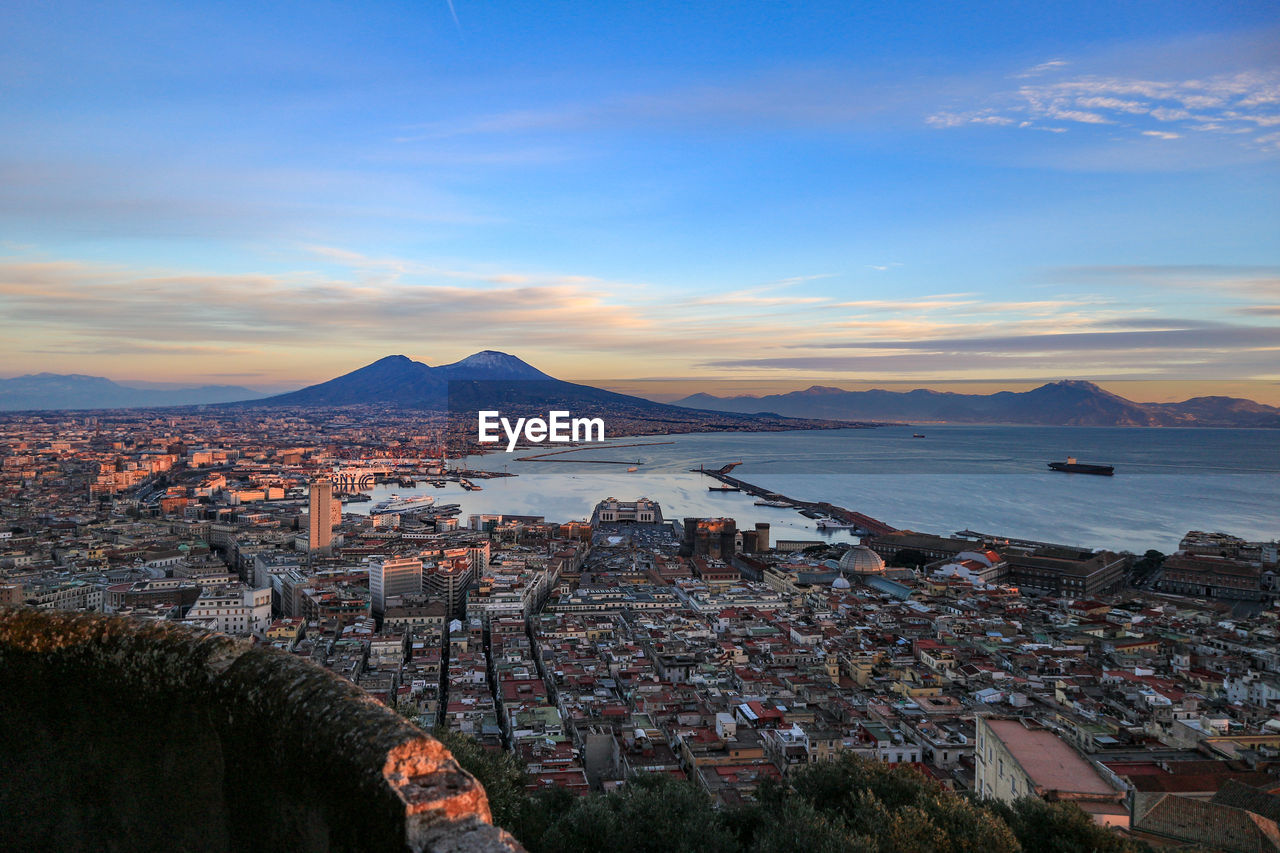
left=800, top=326, right=1280, bottom=353
left=699, top=349, right=1280, bottom=381
left=928, top=67, right=1280, bottom=153
left=834, top=296, right=975, bottom=311
left=4, top=251, right=1277, bottom=385
left=401, top=68, right=920, bottom=144
left=1043, top=264, right=1280, bottom=297
left=1014, top=60, right=1069, bottom=79
left=1042, top=107, right=1112, bottom=125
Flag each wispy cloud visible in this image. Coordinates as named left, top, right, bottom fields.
left=928, top=67, right=1280, bottom=152
left=1013, top=59, right=1069, bottom=79
left=1042, top=264, right=1280, bottom=297
left=798, top=326, right=1280, bottom=353
left=3, top=250, right=1276, bottom=385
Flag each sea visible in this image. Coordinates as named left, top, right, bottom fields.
left=345, top=425, right=1280, bottom=554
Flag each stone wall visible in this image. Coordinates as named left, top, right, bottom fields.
left=0, top=608, right=521, bottom=852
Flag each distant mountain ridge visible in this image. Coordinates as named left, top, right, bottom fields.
left=673, top=380, right=1280, bottom=428
left=8, top=358, right=1275, bottom=429
left=232, top=352, right=842, bottom=434
left=0, top=373, right=266, bottom=412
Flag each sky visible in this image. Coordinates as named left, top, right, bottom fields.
left=1, top=1, right=1278, bottom=402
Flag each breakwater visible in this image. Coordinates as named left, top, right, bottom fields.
left=693, top=465, right=897, bottom=536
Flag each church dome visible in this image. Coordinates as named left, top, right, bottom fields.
left=831, top=574, right=852, bottom=590
left=838, top=545, right=885, bottom=575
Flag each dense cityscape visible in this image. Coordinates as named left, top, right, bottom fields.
left=2, top=405, right=1278, bottom=850
left=5, top=1, right=1279, bottom=850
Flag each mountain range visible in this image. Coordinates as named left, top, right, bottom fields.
left=673, top=380, right=1280, bottom=428
left=5, top=357, right=1277, bottom=428
left=234, top=352, right=837, bottom=433
left=0, top=373, right=267, bottom=412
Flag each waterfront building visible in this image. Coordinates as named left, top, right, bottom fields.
left=593, top=497, right=662, bottom=524
left=681, top=517, right=737, bottom=560
left=1159, top=553, right=1263, bottom=601
left=1003, top=548, right=1125, bottom=597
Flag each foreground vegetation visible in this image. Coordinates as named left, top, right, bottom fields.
left=432, top=729, right=1148, bottom=853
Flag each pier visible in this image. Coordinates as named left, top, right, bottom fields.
left=692, top=465, right=897, bottom=537
left=515, top=441, right=676, bottom=464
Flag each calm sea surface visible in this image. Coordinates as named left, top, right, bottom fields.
left=347, top=426, right=1280, bottom=553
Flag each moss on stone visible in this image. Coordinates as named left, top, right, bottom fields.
left=0, top=607, right=520, bottom=853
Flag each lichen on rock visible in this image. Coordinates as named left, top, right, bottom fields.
left=0, top=607, right=521, bottom=853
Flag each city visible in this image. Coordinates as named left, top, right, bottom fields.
left=3, top=1, right=1279, bottom=851
left=1, top=405, right=1277, bottom=850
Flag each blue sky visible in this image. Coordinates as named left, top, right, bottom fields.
left=1, top=1, right=1278, bottom=400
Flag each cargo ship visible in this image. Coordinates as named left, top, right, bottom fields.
left=1048, top=457, right=1114, bottom=476
left=370, top=494, right=436, bottom=515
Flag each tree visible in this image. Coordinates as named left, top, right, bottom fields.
left=528, top=775, right=735, bottom=853
left=1133, top=550, right=1164, bottom=573
left=409, top=727, right=1142, bottom=853
left=784, top=755, right=1018, bottom=853
left=983, top=797, right=1149, bottom=853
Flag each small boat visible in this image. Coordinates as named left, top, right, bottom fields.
left=912, top=433, right=926, bottom=438
left=1048, top=456, right=1114, bottom=476
left=627, top=466, right=638, bottom=473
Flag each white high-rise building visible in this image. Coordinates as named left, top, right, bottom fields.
left=185, top=585, right=272, bottom=637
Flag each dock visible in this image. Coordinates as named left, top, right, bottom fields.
left=692, top=465, right=897, bottom=537
left=516, top=441, right=675, bottom=464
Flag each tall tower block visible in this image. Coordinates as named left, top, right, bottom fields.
left=309, top=476, right=334, bottom=554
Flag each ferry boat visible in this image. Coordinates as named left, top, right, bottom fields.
left=1048, top=456, right=1114, bottom=476
left=369, top=494, right=436, bottom=515
left=816, top=518, right=859, bottom=530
